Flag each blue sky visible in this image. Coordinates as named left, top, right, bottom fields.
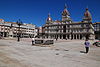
left=0, top=0, right=100, bottom=26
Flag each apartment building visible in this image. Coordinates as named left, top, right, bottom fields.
left=0, top=19, right=37, bottom=38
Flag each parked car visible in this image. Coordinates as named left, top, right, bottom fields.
left=93, top=40, right=100, bottom=47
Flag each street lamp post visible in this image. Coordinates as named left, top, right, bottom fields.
left=16, top=19, right=23, bottom=42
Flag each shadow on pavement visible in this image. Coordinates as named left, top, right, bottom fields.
left=80, top=51, right=86, bottom=53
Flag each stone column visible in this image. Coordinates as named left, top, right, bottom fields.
left=73, top=34, right=74, bottom=40
left=82, top=34, right=85, bottom=40
left=76, top=34, right=77, bottom=39
left=66, top=35, right=68, bottom=40
left=79, top=34, right=80, bottom=40
left=61, top=35, right=63, bottom=40
left=83, top=37, right=86, bottom=40
left=69, top=34, right=71, bottom=40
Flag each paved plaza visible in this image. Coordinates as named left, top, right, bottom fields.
left=0, top=38, right=100, bottom=67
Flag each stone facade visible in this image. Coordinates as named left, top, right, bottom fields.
left=93, top=22, right=100, bottom=39
left=42, top=5, right=95, bottom=40
left=0, top=19, right=37, bottom=38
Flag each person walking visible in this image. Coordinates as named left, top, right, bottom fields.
left=84, top=39, right=90, bottom=53
left=32, top=37, right=35, bottom=45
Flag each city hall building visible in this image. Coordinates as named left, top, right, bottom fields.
left=0, top=19, right=37, bottom=38
left=93, top=22, right=100, bottom=39
left=42, top=5, right=95, bottom=40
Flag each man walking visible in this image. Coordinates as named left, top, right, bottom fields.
left=32, top=37, right=35, bottom=45
left=84, top=39, right=90, bottom=53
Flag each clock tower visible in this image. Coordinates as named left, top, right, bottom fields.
left=62, top=4, right=72, bottom=23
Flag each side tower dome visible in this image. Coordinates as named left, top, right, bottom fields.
left=83, top=8, right=92, bottom=22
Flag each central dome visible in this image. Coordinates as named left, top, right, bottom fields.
left=62, top=5, right=70, bottom=16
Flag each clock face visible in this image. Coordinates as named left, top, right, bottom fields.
left=67, top=15, right=70, bottom=18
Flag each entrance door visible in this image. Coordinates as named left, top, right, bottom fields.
left=63, top=25, right=66, bottom=33
left=63, top=25, right=66, bottom=39
left=4, top=32, right=7, bottom=37
left=63, top=35, right=66, bottom=39
left=86, top=34, right=89, bottom=39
